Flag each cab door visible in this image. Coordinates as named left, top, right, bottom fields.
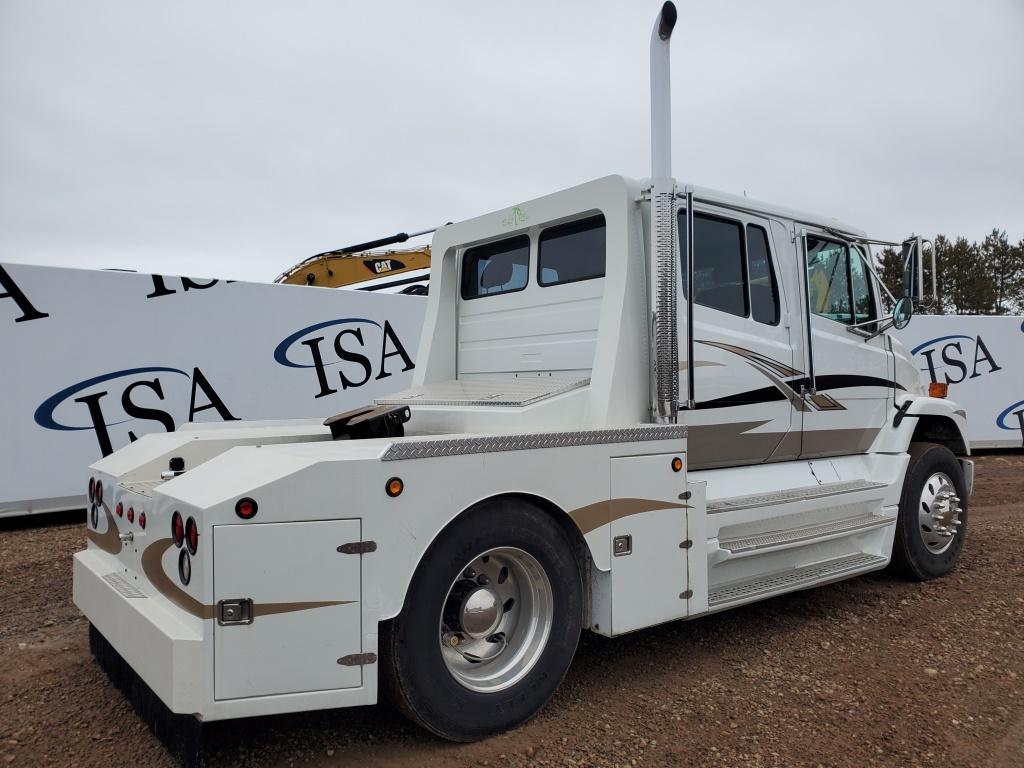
left=798, top=234, right=892, bottom=457
left=677, top=206, right=798, bottom=469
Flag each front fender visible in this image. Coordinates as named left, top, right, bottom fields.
left=876, top=394, right=970, bottom=456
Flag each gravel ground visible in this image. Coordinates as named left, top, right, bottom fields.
left=1, top=453, right=1022, bottom=768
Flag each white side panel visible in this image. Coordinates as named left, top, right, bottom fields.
left=893, top=314, right=1024, bottom=448
left=609, top=453, right=688, bottom=634
left=214, top=520, right=363, bottom=700
left=458, top=277, right=604, bottom=376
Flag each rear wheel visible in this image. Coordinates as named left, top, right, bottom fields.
left=891, top=442, right=968, bottom=580
left=380, top=498, right=583, bottom=741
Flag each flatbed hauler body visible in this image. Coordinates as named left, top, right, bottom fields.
left=73, top=5, right=971, bottom=764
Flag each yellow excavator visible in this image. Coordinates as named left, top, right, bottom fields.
left=274, top=227, right=436, bottom=294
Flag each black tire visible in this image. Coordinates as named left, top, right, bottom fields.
left=380, top=497, right=583, bottom=741
left=890, top=442, right=968, bottom=580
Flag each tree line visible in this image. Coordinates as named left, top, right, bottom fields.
left=875, top=229, right=1024, bottom=315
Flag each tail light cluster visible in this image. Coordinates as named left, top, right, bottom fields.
left=171, top=511, right=198, bottom=585
left=88, top=477, right=103, bottom=529
left=88, top=476, right=149, bottom=532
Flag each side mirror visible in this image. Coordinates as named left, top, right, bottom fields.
left=892, top=295, right=914, bottom=330
left=900, top=239, right=917, bottom=300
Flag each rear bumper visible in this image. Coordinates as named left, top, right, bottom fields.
left=73, top=548, right=204, bottom=715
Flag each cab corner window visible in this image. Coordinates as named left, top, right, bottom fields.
left=746, top=224, right=779, bottom=325
left=538, top=214, right=606, bottom=287
left=849, top=246, right=877, bottom=325
left=461, top=235, right=530, bottom=299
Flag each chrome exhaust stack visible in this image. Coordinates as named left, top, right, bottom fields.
left=649, top=1, right=679, bottom=424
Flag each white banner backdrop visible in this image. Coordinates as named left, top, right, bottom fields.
left=895, top=314, right=1024, bottom=449
left=1, top=262, right=428, bottom=516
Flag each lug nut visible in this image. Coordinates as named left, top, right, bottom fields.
left=476, top=574, right=490, bottom=586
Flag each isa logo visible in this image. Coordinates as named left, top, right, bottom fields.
left=274, top=318, right=415, bottom=400
left=35, top=366, right=238, bottom=457
left=910, top=334, right=1002, bottom=385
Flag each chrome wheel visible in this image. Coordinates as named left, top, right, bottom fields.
left=439, top=547, right=554, bottom=693
left=918, top=471, right=962, bottom=554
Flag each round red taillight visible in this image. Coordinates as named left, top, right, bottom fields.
left=185, top=517, right=198, bottom=555
left=127, top=507, right=134, bottom=524
left=171, top=511, right=185, bottom=547
left=235, top=498, right=258, bottom=520
left=115, top=502, right=123, bottom=518
left=95, top=482, right=103, bottom=506
left=138, top=512, right=146, bottom=529
left=88, top=477, right=96, bottom=503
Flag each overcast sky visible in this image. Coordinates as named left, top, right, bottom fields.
left=2, top=1, right=1022, bottom=283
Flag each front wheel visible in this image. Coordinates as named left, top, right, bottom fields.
left=891, top=442, right=968, bottom=580
left=380, top=498, right=583, bottom=741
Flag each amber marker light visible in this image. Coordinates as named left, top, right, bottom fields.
left=386, top=477, right=404, bottom=497
left=671, top=456, right=683, bottom=472
left=929, top=382, right=949, bottom=399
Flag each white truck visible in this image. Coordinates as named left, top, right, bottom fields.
left=73, top=4, right=972, bottom=765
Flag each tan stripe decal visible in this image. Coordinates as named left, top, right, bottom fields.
left=140, top=538, right=352, bottom=620
left=86, top=502, right=123, bottom=555
left=678, top=360, right=724, bottom=371
left=570, top=497, right=688, bottom=535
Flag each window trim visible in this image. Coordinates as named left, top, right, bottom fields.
left=537, top=213, right=607, bottom=288
left=459, top=234, right=532, bottom=301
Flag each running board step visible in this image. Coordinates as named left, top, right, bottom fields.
left=707, top=479, right=887, bottom=514
left=708, top=553, right=888, bottom=608
left=719, top=513, right=892, bottom=554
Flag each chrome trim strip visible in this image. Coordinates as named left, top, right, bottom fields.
left=381, top=425, right=688, bottom=461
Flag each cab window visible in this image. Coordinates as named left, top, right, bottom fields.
left=461, top=236, right=530, bottom=299
left=747, top=224, right=779, bottom=325
left=538, top=215, right=606, bottom=286
left=805, top=237, right=875, bottom=325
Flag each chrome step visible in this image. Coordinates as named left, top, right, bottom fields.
left=719, top=513, right=892, bottom=554
left=708, top=552, right=887, bottom=608
left=707, top=479, right=887, bottom=514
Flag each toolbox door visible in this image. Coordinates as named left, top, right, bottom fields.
left=214, top=519, right=363, bottom=700
left=609, top=453, right=689, bottom=634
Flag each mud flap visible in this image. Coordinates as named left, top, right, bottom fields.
left=90, top=623, right=204, bottom=768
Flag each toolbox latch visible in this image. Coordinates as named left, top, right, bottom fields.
left=218, top=598, right=254, bottom=626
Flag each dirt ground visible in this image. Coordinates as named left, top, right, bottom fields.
left=1, top=454, right=1022, bottom=768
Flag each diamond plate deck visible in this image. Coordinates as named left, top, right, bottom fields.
left=376, top=376, right=590, bottom=408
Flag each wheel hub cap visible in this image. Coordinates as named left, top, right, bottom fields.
left=460, top=587, right=502, bottom=638
left=918, top=471, right=962, bottom=554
